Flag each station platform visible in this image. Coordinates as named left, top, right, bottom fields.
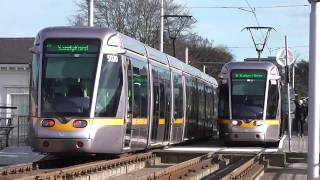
left=260, top=133, right=307, bottom=179
left=282, top=134, right=308, bottom=153
left=162, top=134, right=308, bottom=179
left=0, top=146, right=44, bottom=166
left=0, top=135, right=308, bottom=179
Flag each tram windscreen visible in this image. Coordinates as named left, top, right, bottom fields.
left=41, top=39, right=100, bottom=117
left=231, top=70, right=267, bottom=119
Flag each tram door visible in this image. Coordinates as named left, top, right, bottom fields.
left=125, top=57, right=149, bottom=149
left=170, top=72, right=184, bottom=144
left=151, top=66, right=166, bottom=144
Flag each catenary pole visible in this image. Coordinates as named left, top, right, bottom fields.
left=285, top=36, right=291, bottom=152
left=185, top=47, right=189, bottom=64
left=160, top=0, right=164, bottom=52
left=88, top=0, right=94, bottom=27
left=308, top=1, right=320, bottom=179
left=292, top=65, right=295, bottom=89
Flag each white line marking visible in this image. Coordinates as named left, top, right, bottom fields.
left=278, top=135, right=286, bottom=149
left=165, top=147, right=222, bottom=152
left=264, top=148, right=278, bottom=153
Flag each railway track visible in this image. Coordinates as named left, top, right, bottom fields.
left=0, top=151, right=266, bottom=180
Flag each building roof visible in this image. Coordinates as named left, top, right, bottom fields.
left=0, top=38, right=34, bottom=64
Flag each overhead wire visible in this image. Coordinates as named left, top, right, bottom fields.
left=243, top=0, right=272, bottom=58
left=186, top=5, right=309, bottom=9
left=185, top=1, right=308, bottom=59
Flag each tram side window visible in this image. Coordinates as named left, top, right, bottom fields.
left=266, top=81, right=279, bottom=119
left=192, top=79, right=198, bottom=124
left=211, top=87, right=215, bottom=120
left=205, top=85, right=211, bottom=121
left=198, top=82, right=205, bottom=121
left=152, top=67, right=160, bottom=121
left=207, top=86, right=214, bottom=121
left=173, top=73, right=183, bottom=119
left=162, top=69, right=171, bottom=119
left=218, top=83, right=229, bottom=118
left=159, top=68, right=170, bottom=120
left=31, top=54, right=40, bottom=115
left=95, top=55, right=123, bottom=117
left=185, top=77, right=193, bottom=122
left=128, top=58, right=149, bottom=118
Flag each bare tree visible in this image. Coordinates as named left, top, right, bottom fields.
left=69, top=0, right=193, bottom=48
left=69, top=0, right=233, bottom=74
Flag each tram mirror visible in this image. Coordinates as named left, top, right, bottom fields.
left=221, top=79, right=227, bottom=84
left=29, top=47, right=36, bottom=53
left=116, top=48, right=126, bottom=54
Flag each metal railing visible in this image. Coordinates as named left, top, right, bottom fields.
left=0, top=115, right=29, bottom=150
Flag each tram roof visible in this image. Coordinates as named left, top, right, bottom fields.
left=118, top=33, right=146, bottom=56
left=36, top=27, right=218, bottom=86
left=37, top=26, right=116, bottom=41
left=145, top=46, right=169, bottom=65
left=220, top=61, right=280, bottom=80
left=223, top=61, right=278, bottom=71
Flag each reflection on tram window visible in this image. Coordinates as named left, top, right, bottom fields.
left=151, top=65, right=170, bottom=142
left=31, top=54, right=40, bottom=115
left=266, top=81, right=279, bottom=119
left=173, top=73, right=183, bottom=119
left=41, top=55, right=97, bottom=117
left=231, top=70, right=267, bottom=119
left=198, top=82, right=205, bottom=122
left=95, top=55, right=123, bottom=117
left=127, top=58, right=148, bottom=118
left=218, top=83, right=229, bottom=118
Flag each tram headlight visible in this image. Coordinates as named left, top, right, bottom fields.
left=42, top=119, right=55, bottom=127
left=255, top=120, right=263, bottom=126
left=73, top=120, right=88, bottom=128
left=231, top=120, right=239, bottom=126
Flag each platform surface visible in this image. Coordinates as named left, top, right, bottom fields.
left=282, top=133, right=307, bottom=153
left=0, top=135, right=309, bottom=179
left=261, top=163, right=307, bottom=180
left=0, top=146, right=44, bottom=166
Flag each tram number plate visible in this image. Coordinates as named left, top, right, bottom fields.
left=107, top=55, right=118, bottom=63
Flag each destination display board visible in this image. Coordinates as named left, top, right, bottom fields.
left=232, top=71, right=267, bottom=79
left=45, top=39, right=100, bottom=53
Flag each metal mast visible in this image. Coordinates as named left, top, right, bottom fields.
left=160, top=0, right=164, bottom=52
left=308, top=0, right=320, bottom=179
left=88, top=0, right=94, bottom=27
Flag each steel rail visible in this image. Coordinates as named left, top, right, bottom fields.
left=0, top=162, right=36, bottom=176
left=1, top=152, right=155, bottom=180
left=221, top=153, right=265, bottom=180
left=139, top=153, right=224, bottom=180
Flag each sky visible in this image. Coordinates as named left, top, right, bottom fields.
left=0, top=0, right=310, bottom=61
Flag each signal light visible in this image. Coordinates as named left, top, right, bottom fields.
left=43, top=141, right=50, bottom=147
left=42, top=119, right=55, bottom=127
left=254, top=120, right=263, bottom=126
left=73, top=120, right=87, bottom=128
left=231, top=120, right=239, bottom=126
left=77, top=141, right=84, bottom=148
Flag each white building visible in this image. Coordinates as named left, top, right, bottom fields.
left=0, top=38, right=34, bottom=116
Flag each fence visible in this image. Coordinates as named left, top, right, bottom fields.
left=0, top=115, right=29, bottom=150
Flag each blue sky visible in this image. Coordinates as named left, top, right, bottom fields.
left=0, top=0, right=310, bottom=61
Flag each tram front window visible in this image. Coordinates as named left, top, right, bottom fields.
left=41, top=39, right=99, bottom=117
left=231, top=70, right=267, bottom=119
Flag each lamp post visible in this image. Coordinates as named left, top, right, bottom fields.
left=160, top=0, right=164, bottom=52
left=88, top=0, right=94, bottom=27
left=308, top=0, right=320, bottom=179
